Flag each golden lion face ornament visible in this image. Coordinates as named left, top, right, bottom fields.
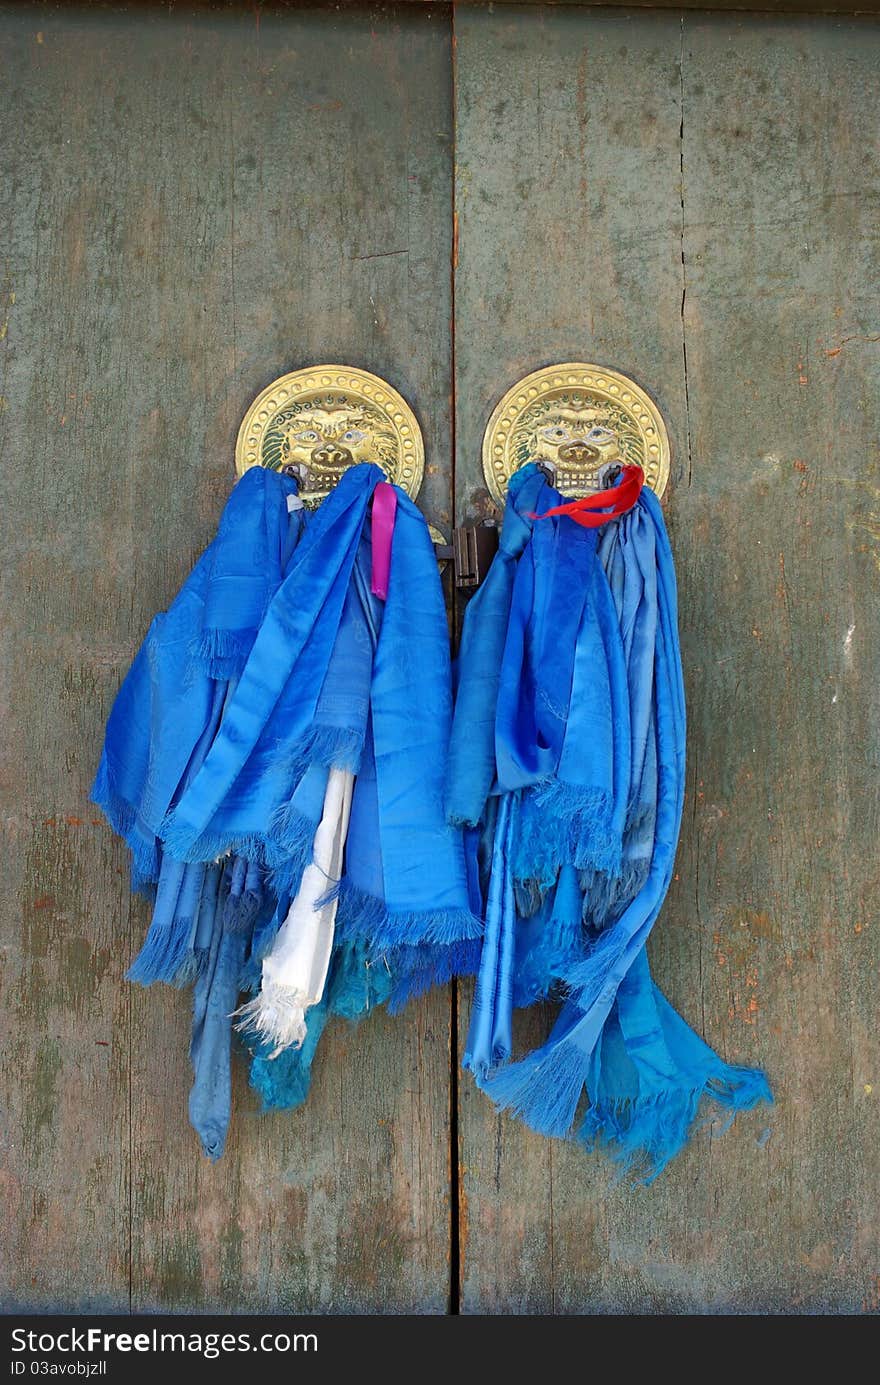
left=235, top=367, right=426, bottom=506
left=279, top=407, right=390, bottom=484
left=529, top=414, right=622, bottom=489
left=482, top=364, right=670, bottom=508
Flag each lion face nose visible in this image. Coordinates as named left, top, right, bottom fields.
left=310, top=442, right=354, bottom=470
left=558, top=440, right=600, bottom=466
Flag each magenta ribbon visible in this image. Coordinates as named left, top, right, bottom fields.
left=370, top=481, right=398, bottom=601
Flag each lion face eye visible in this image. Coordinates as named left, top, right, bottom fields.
left=293, top=429, right=321, bottom=444
left=540, top=425, right=570, bottom=443
left=341, top=428, right=368, bottom=444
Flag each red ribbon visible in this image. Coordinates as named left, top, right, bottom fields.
left=532, top=464, right=645, bottom=529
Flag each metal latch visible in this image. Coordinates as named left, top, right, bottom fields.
left=435, top=520, right=499, bottom=588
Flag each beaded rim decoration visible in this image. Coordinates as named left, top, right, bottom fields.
left=235, top=365, right=425, bottom=506
left=481, top=363, right=670, bottom=507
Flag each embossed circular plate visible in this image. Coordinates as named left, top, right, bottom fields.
left=482, top=363, right=670, bottom=507
left=235, top=365, right=425, bottom=505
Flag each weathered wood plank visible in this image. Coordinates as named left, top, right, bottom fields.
left=452, top=4, right=689, bottom=1314
left=453, top=4, right=880, bottom=1313
left=0, top=1, right=454, bottom=1312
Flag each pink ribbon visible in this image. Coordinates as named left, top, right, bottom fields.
left=370, top=481, right=397, bottom=601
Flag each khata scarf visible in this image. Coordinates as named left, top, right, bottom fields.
left=93, top=460, right=477, bottom=1157
left=161, top=463, right=478, bottom=1050
left=92, top=464, right=300, bottom=896
left=448, top=463, right=771, bottom=1181
left=92, top=466, right=304, bottom=1158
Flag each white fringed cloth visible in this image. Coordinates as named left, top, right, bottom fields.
left=235, top=767, right=354, bottom=1055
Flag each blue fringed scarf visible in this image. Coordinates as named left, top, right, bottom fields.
left=159, top=463, right=477, bottom=1099
left=161, top=463, right=478, bottom=958
left=92, top=465, right=304, bottom=1159
left=448, top=464, right=772, bottom=1181
left=93, top=459, right=476, bottom=1158
left=92, top=464, right=301, bottom=942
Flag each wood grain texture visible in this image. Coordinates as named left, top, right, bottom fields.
left=2, top=0, right=878, bottom=1317
left=453, top=5, right=880, bottom=1313
left=0, top=1, right=454, bottom=1312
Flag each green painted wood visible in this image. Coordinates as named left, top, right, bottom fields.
left=3, top=0, right=878, bottom=1317
left=453, top=4, right=880, bottom=1313
left=0, top=0, right=454, bottom=1312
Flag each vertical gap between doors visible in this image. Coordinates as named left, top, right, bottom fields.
left=448, top=0, right=461, bottom=1319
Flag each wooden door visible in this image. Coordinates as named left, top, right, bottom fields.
left=1, top=1, right=878, bottom=1313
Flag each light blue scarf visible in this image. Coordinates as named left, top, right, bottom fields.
left=449, top=467, right=771, bottom=1180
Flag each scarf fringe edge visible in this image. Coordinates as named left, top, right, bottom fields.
left=158, top=813, right=289, bottom=870
left=516, top=782, right=623, bottom=884
left=234, top=984, right=310, bottom=1056
left=188, top=627, right=254, bottom=680
left=386, top=937, right=482, bottom=1013
left=325, top=878, right=484, bottom=950
left=480, top=1033, right=773, bottom=1183
left=579, top=1066, right=774, bottom=1185
left=127, top=915, right=201, bottom=988
left=91, top=760, right=162, bottom=891
left=284, top=724, right=365, bottom=779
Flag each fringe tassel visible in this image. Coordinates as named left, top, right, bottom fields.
left=283, top=723, right=365, bottom=779
left=326, top=878, right=483, bottom=951
left=556, top=926, right=629, bottom=1006
left=264, top=800, right=321, bottom=901
left=514, top=782, right=622, bottom=888
left=234, top=983, right=309, bottom=1057
left=479, top=1035, right=590, bottom=1139
left=90, top=756, right=135, bottom=838
left=128, top=834, right=161, bottom=893
left=127, top=915, right=197, bottom=988
left=268, top=799, right=319, bottom=863
left=579, top=1066, right=773, bottom=1185
left=91, top=758, right=161, bottom=891
left=580, top=858, right=651, bottom=930
left=386, top=938, right=482, bottom=1013
left=223, top=888, right=262, bottom=935
left=159, top=813, right=287, bottom=869
left=188, top=627, right=253, bottom=680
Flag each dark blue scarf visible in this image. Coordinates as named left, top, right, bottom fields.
left=448, top=465, right=771, bottom=1181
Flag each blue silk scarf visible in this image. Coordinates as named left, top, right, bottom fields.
left=92, top=466, right=304, bottom=1159
left=94, top=460, right=476, bottom=1157
left=161, top=464, right=478, bottom=970
left=448, top=465, right=771, bottom=1181
left=92, top=465, right=300, bottom=890
left=159, top=463, right=478, bottom=1120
